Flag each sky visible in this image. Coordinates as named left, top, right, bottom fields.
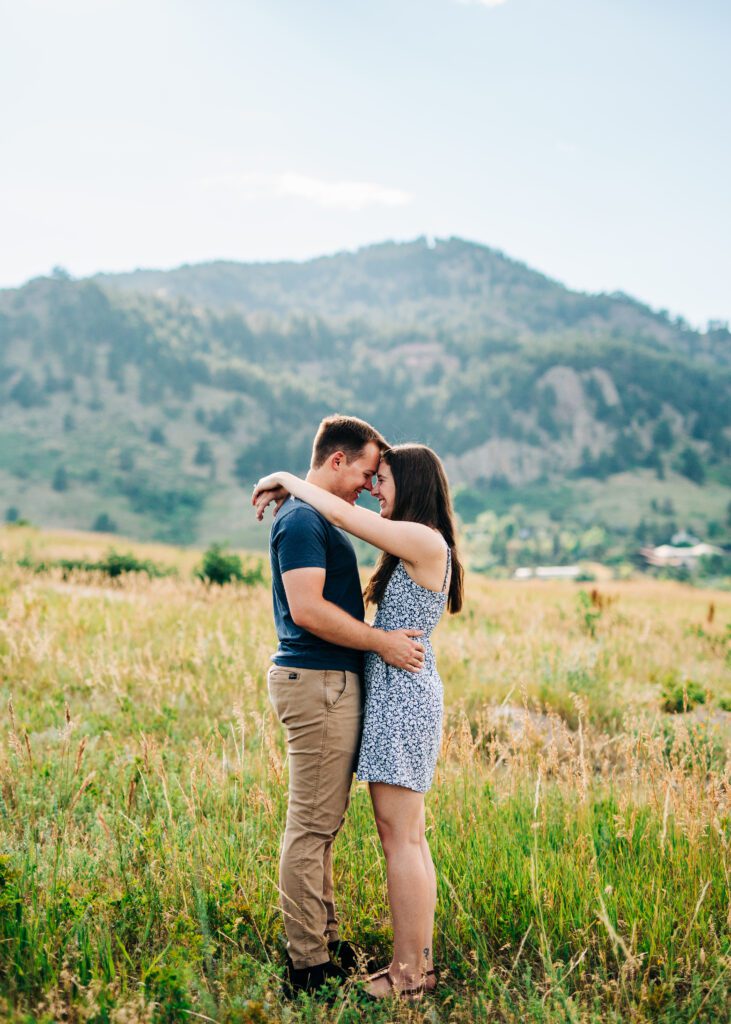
left=1, top=0, right=729, bottom=327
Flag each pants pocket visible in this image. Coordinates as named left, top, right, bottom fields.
left=324, top=671, right=348, bottom=709
left=268, top=667, right=299, bottom=722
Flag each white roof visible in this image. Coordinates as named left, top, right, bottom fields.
left=514, top=566, right=580, bottom=579
left=652, top=543, right=722, bottom=558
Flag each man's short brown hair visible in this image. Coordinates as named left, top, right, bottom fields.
left=311, top=414, right=388, bottom=469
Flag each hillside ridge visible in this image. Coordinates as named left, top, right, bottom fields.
left=92, top=236, right=719, bottom=361
left=1, top=239, right=729, bottom=559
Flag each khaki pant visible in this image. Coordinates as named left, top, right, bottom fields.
left=268, top=665, right=362, bottom=969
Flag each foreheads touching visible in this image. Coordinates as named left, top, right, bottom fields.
left=311, top=414, right=387, bottom=469
left=310, top=414, right=388, bottom=504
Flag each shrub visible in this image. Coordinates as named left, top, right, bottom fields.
left=660, top=673, right=707, bottom=713
left=17, top=549, right=175, bottom=580
left=92, top=513, right=117, bottom=533
left=576, top=589, right=601, bottom=639
left=195, top=544, right=264, bottom=586
left=95, top=550, right=174, bottom=578
left=143, top=963, right=192, bottom=1024
left=698, top=553, right=731, bottom=577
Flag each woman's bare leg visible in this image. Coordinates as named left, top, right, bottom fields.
left=420, top=816, right=437, bottom=985
left=367, top=782, right=432, bottom=996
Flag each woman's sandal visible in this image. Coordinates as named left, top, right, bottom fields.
left=363, top=966, right=428, bottom=1002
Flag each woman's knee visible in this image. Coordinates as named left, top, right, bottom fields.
left=375, top=813, right=422, bottom=856
left=371, top=784, right=425, bottom=853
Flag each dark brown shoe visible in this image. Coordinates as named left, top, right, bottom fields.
left=328, top=939, right=378, bottom=974
left=283, top=955, right=346, bottom=999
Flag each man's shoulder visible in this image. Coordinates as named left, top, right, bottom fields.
left=271, top=499, right=327, bottom=538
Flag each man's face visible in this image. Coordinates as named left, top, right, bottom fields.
left=332, top=442, right=381, bottom=504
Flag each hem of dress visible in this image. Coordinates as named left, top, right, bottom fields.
left=356, top=773, right=431, bottom=794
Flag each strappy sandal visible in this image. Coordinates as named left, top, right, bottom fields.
left=363, top=966, right=426, bottom=1002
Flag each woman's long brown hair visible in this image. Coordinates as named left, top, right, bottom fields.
left=363, top=444, right=464, bottom=613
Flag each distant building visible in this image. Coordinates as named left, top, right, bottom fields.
left=641, top=540, right=723, bottom=569
left=670, top=529, right=700, bottom=547
left=514, top=565, right=580, bottom=580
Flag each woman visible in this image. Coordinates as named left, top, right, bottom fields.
left=254, top=444, right=464, bottom=999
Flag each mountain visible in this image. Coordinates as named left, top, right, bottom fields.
left=2, top=238, right=730, bottom=561
left=95, top=237, right=724, bottom=363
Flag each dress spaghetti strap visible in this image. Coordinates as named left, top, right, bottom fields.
left=441, top=546, right=452, bottom=592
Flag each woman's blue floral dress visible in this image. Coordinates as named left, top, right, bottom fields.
left=357, top=547, right=450, bottom=793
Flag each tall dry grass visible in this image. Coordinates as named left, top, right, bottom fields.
left=0, top=527, right=729, bottom=1022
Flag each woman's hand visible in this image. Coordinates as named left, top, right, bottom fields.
left=253, top=472, right=284, bottom=494
left=252, top=474, right=290, bottom=521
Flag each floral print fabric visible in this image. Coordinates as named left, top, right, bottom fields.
left=357, top=548, right=450, bottom=793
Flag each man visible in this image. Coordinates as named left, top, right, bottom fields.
left=254, top=414, right=425, bottom=996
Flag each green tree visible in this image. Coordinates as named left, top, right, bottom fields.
left=52, top=466, right=68, bottom=492
left=676, top=446, right=705, bottom=484
left=208, top=408, right=235, bottom=435
left=10, top=373, right=45, bottom=408
left=92, top=512, right=117, bottom=533
left=536, top=385, right=560, bottom=438
left=453, top=487, right=486, bottom=524
left=652, top=419, right=674, bottom=449
left=194, top=441, right=214, bottom=466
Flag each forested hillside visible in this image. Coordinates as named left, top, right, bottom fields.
left=96, top=237, right=730, bottom=368
left=2, top=238, right=730, bottom=563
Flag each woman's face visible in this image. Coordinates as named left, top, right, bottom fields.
left=372, top=459, right=396, bottom=518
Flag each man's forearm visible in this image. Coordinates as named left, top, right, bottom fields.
left=296, top=598, right=382, bottom=652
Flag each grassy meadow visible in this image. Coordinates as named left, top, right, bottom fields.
left=0, top=526, right=730, bottom=1023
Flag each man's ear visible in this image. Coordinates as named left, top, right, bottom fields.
left=330, top=450, right=346, bottom=471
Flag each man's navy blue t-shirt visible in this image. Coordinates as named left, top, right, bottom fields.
left=269, top=497, right=364, bottom=673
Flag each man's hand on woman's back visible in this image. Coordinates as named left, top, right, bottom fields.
left=376, top=629, right=425, bottom=673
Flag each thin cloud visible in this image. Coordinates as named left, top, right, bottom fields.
left=203, top=172, right=412, bottom=211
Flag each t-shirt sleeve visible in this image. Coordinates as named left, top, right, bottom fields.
left=274, top=507, right=328, bottom=574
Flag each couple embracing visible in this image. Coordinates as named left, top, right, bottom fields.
left=252, top=414, right=463, bottom=1001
